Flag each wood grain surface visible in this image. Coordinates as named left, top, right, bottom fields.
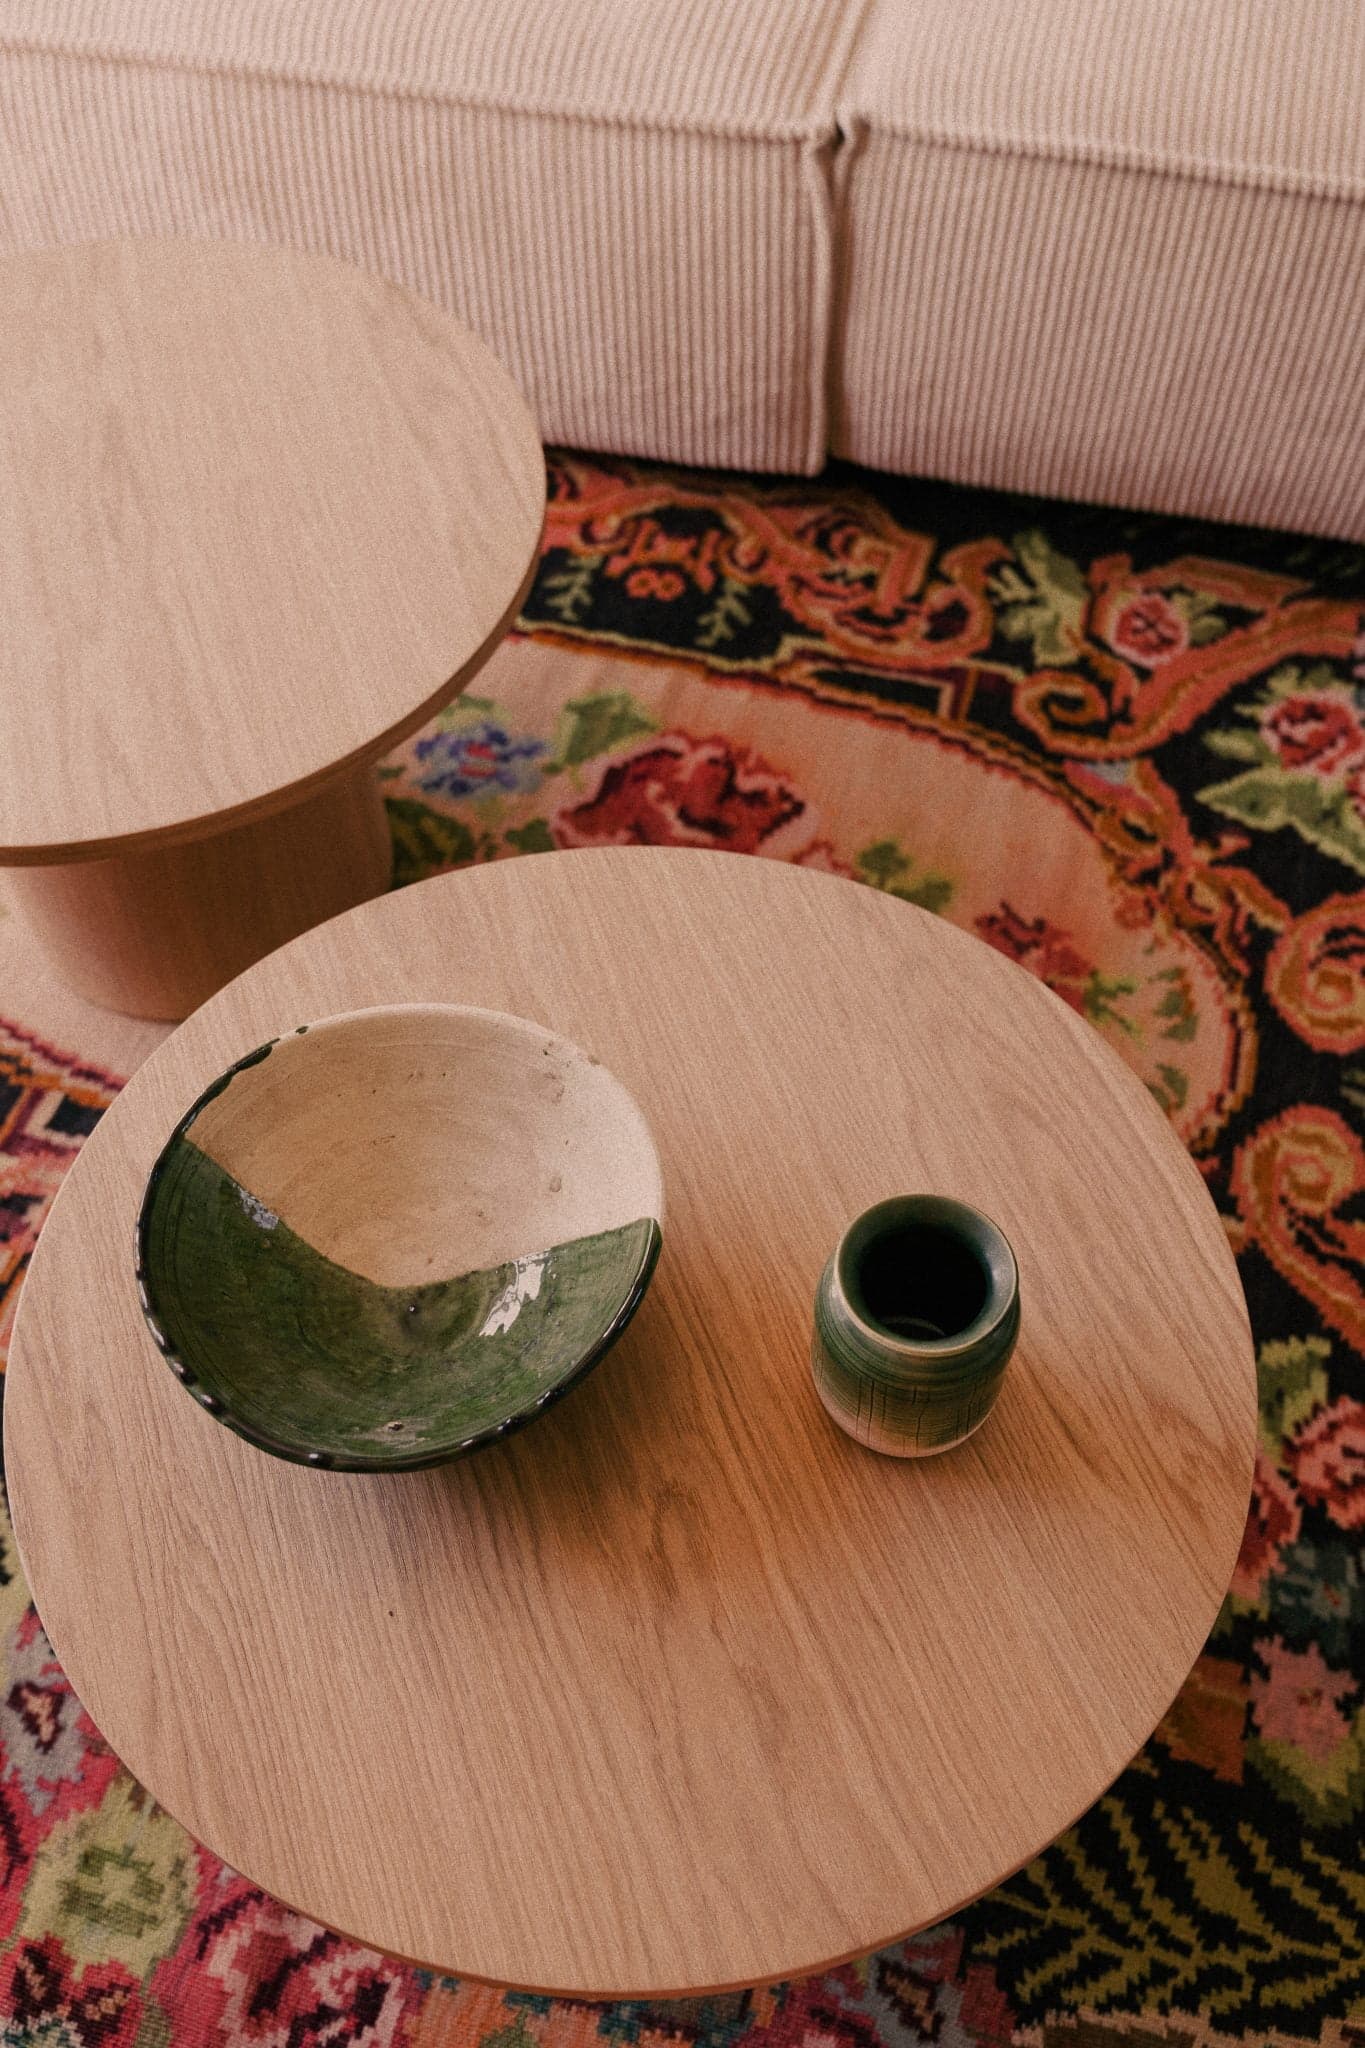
left=0, top=238, right=544, bottom=862
left=5, top=850, right=1257, bottom=1998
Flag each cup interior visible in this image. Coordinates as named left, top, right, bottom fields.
left=837, top=1197, right=1014, bottom=1347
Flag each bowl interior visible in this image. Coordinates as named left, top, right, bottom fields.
left=137, top=1005, right=664, bottom=1468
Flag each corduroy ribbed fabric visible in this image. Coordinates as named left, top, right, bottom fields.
left=0, top=1, right=866, bottom=472
left=0, top=0, right=856, bottom=132
left=834, top=0, right=1365, bottom=538
left=6, top=0, right=1365, bottom=532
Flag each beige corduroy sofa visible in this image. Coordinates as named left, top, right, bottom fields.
left=4, top=0, right=1363, bottom=538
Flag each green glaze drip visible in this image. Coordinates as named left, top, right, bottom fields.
left=140, top=1134, right=659, bottom=1467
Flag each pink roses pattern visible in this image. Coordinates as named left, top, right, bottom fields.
left=1261, top=689, right=1365, bottom=776
left=554, top=733, right=816, bottom=859
left=1232, top=1447, right=1302, bottom=1600
left=1289, top=1396, right=1365, bottom=1531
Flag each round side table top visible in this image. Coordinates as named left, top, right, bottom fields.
left=5, top=850, right=1257, bottom=1998
left=0, top=238, right=544, bottom=863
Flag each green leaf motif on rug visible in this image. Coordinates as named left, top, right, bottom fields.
left=1198, top=767, right=1365, bottom=877
left=433, top=692, right=497, bottom=733
left=1258, top=1334, right=1332, bottom=1455
left=1269, top=1540, right=1363, bottom=1666
left=1203, top=726, right=1267, bottom=765
left=1152, top=967, right=1198, bottom=1043
left=1083, top=971, right=1140, bottom=1036
left=856, top=840, right=954, bottom=914
left=385, top=796, right=476, bottom=889
left=18, top=1778, right=194, bottom=1979
left=480, top=2020, right=542, bottom=2048
left=503, top=817, right=556, bottom=855
left=1170, top=586, right=1229, bottom=646
left=697, top=576, right=752, bottom=650
left=1147, top=1062, right=1189, bottom=1115
left=1199, top=662, right=1365, bottom=874
left=541, top=552, right=601, bottom=624
left=1249, top=1716, right=1365, bottom=1829
left=134, top=1999, right=174, bottom=2048
left=990, top=531, right=1089, bottom=667
left=550, top=692, right=658, bottom=770
left=975, top=1779, right=1365, bottom=2019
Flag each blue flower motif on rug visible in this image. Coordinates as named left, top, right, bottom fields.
left=412, top=720, right=547, bottom=800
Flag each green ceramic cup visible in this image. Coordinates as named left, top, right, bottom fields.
left=812, top=1195, right=1019, bottom=1457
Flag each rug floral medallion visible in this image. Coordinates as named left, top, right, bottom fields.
left=0, top=453, right=1361, bottom=2046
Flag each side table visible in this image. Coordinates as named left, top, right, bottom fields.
left=5, top=848, right=1257, bottom=1996
left=0, top=238, right=544, bottom=1019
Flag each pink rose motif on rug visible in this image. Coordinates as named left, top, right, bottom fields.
left=1201, top=666, right=1365, bottom=874
left=1250, top=1639, right=1360, bottom=1764
left=1103, top=590, right=1190, bottom=667
left=973, top=904, right=1094, bottom=1013
left=1260, top=690, right=1365, bottom=775
left=1231, top=1447, right=1302, bottom=1600
left=554, top=734, right=815, bottom=859
left=1288, top=1397, right=1365, bottom=1531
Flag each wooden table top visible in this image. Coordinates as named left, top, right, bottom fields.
left=5, top=850, right=1257, bottom=1997
left=0, top=239, right=544, bottom=864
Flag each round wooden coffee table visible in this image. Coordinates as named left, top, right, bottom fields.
left=5, top=850, right=1256, bottom=1998
left=0, top=239, right=544, bottom=1020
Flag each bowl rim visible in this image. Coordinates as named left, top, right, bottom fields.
left=133, top=1001, right=665, bottom=1472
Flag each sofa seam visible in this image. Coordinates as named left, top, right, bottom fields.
left=0, top=34, right=839, bottom=144
left=800, top=133, right=838, bottom=475
left=822, top=115, right=867, bottom=462
left=800, top=0, right=880, bottom=470
left=831, top=113, right=1365, bottom=206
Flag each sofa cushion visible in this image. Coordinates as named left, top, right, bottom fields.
left=835, top=0, right=1365, bottom=537
left=0, top=0, right=864, bottom=471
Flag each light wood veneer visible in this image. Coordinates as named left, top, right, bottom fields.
left=0, top=238, right=544, bottom=1016
left=5, top=849, right=1256, bottom=1996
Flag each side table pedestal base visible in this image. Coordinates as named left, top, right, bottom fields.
left=8, top=767, right=392, bottom=1022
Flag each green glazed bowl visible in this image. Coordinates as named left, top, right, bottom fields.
left=136, top=1004, right=664, bottom=1470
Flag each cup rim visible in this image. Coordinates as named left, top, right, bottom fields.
left=831, top=1194, right=1019, bottom=1359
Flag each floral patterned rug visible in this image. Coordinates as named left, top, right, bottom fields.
left=1, top=451, right=1363, bottom=2047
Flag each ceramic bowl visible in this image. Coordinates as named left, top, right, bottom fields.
left=136, top=1004, right=664, bottom=1470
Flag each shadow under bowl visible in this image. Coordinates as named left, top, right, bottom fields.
left=135, top=1003, right=664, bottom=1470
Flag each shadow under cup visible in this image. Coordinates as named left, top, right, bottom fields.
left=812, top=1196, right=1020, bottom=1458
